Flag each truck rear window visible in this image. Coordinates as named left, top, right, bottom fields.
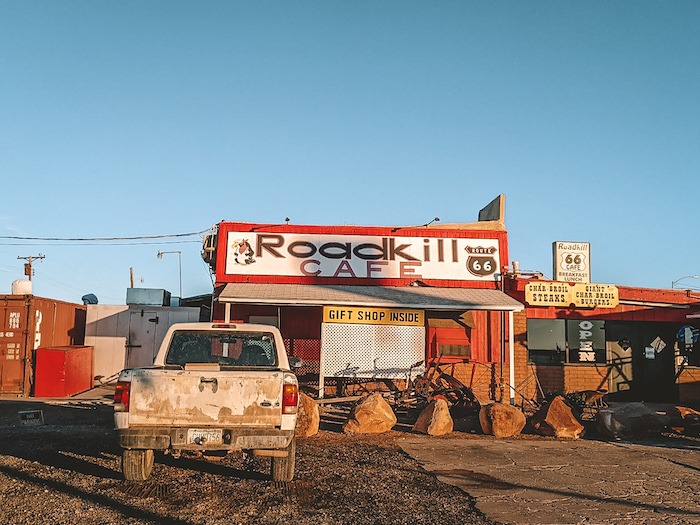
left=165, top=331, right=278, bottom=367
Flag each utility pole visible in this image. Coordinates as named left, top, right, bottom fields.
left=17, top=254, right=45, bottom=281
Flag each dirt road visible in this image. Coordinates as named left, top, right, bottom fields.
left=0, top=399, right=492, bottom=525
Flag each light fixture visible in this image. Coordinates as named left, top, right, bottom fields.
left=157, top=250, right=183, bottom=298
left=671, top=275, right=700, bottom=289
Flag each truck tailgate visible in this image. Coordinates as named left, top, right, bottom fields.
left=127, top=369, right=285, bottom=427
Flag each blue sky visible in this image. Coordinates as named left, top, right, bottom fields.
left=1, top=2, right=699, bottom=303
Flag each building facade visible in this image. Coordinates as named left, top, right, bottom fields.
left=504, top=276, right=700, bottom=406
left=201, top=201, right=700, bottom=407
left=204, top=201, right=523, bottom=401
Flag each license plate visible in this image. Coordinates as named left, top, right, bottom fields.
left=187, top=428, right=223, bottom=445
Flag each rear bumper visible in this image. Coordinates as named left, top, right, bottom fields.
left=117, top=426, right=294, bottom=451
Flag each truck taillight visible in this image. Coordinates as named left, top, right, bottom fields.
left=282, top=383, right=298, bottom=414
left=114, top=381, right=131, bottom=412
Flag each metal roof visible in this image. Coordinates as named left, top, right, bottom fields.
left=218, top=283, right=523, bottom=311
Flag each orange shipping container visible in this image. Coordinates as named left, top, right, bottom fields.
left=0, top=295, right=87, bottom=397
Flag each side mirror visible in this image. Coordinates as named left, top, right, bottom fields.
left=288, top=356, right=303, bottom=369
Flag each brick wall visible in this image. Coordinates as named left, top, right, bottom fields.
left=527, top=365, right=610, bottom=396
left=564, top=365, right=610, bottom=393
left=534, top=365, right=565, bottom=395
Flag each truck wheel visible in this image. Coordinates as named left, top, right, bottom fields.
left=271, top=438, right=296, bottom=482
left=122, top=449, right=154, bottom=481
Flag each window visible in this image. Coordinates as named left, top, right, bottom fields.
left=527, top=319, right=606, bottom=365
left=165, top=330, right=277, bottom=367
left=527, top=319, right=566, bottom=364
left=438, top=343, right=471, bottom=357
left=567, top=319, right=605, bottom=363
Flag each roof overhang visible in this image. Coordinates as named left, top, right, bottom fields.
left=218, top=283, right=523, bottom=312
left=620, top=300, right=693, bottom=309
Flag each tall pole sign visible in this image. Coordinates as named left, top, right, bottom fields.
left=552, top=241, right=590, bottom=283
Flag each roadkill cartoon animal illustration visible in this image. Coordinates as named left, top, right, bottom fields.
left=231, top=239, right=255, bottom=265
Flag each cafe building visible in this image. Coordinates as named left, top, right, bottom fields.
left=502, top=243, right=700, bottom=406
left=203, top=196, right=524, bottom=400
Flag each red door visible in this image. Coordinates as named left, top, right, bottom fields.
left=0, top=302, right=29, bottom=395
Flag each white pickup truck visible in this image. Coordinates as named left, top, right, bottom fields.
left=113, top=322, right=301, bottom=482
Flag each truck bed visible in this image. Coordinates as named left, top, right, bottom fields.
left=125, top=367, right=286, bottom=428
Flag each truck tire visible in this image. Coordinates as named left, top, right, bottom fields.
left=122, top=449, right=154, bottom=481
left=271, top=438, right=296, bottom=482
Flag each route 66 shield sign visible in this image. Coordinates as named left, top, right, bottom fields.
left=467, top=256, right=496, bottom=277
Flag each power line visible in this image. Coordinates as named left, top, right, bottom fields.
left=0, top=229, right=211, bottom=242
left=0, top=240, right=201, bottom=247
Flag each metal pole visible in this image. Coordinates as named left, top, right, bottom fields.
left=157, top=250, right=183, bottom=298
left=509, top=310, right=516, bottom=405
left=318, top=323, right=326, bottom=399
left=177, top=252, right=182, bottom=298
left=671, top=275, right=700, bottom=289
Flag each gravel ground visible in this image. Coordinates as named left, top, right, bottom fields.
left=0, top=401, right=494, bottom=525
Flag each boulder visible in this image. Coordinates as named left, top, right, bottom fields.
left=343, top=393, right=397, bottom=435
left=296, top=392, right=320, bottom=437
left=530, top=396, right=585, bottom=439
left=597, top=402, right=671, bottom=439
left=412, top=398, right=454, bottom=436
left=479, top=403, right=526, bottom=438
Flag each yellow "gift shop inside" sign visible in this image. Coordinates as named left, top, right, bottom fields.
left=323, top=306, right=425, bottom=326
